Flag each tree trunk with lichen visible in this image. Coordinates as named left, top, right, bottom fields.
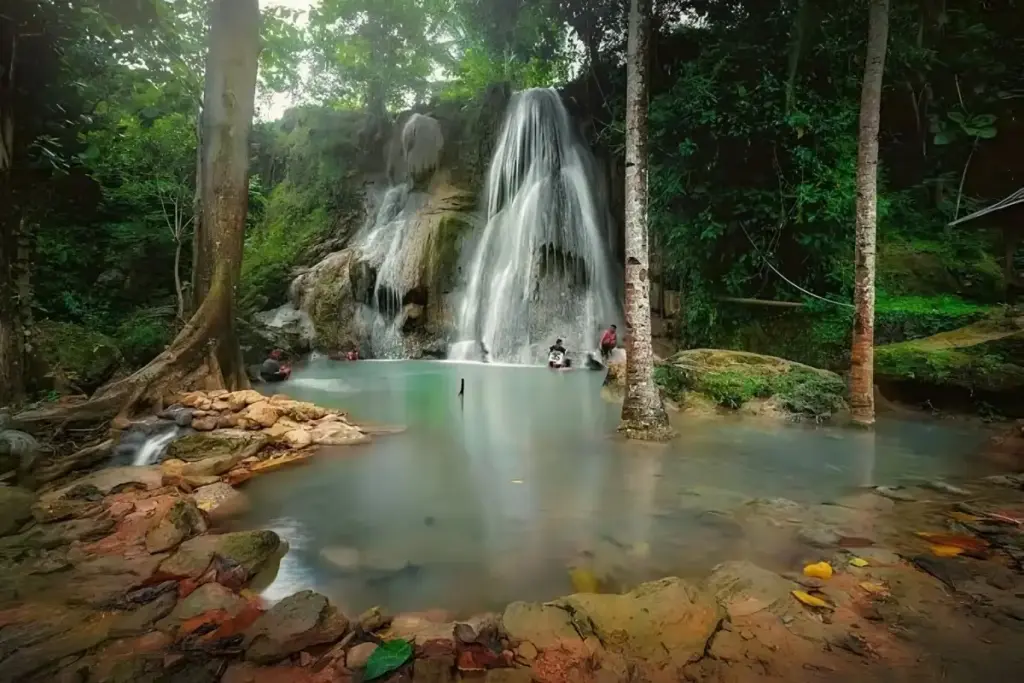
left=0, top=18, right=24, bottom=408
left=13, top=0, right=259, bottom=428
left=850, top=0, right=890, bottom=427
left=619, top=0, right=672, bottom=441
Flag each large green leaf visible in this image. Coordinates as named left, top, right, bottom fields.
left=975, top=126, right=997, bottom=139
left=972, top=113, right=996, bottom=126
left=364, top=639, right=413, bottom=681
left=933, top=131, right=953, bottom=145
left=947, top=111, right=966, bottom=125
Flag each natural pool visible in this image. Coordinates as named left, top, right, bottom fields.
left=234, top=358, right=997, bottom=617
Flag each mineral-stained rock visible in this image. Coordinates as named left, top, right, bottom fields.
left=245, top=402, right=280, bottom=429
left=146, top=498, right=208, bottom=553
left=705, top=561, right=798, bottom=620
left=192, top=482, right=248, bottom=519
left=244, top=590, right=349, bottom=663
left=501, top=602, right=581, bottom=651
left=110, top=591, right=179, bottom=637
left=552, top=577, right=723, bottom=667
left=483, top=669, right=532, bottom=683
left=389, top=613, right=456, bottom=646
left=159, top=582, right=249, bottom=631
left=346, top=641, right=378, bottom=668
left=157, top=530, right=281, bottom=580
left=31, top=497, right=99, bottom=524
left=516, top=641, right=538, bottom=661
left=46, top=466, right=163, bottom=501
left=415, top=656, right=455, bottom=683
left=0, top=485, right=36, bottom=536
left=0, top=612, right=118, bottom=681
left=165, top=432, right=267, bottom=464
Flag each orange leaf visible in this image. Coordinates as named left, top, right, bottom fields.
left=916, top=532, right=988, bottom=552
left=792, top=590, right=833, bottom=609
left=859, top=581, right=887, bottom=595
left=929, top=544, right=965, bottom=557
left=803, top=562, right=833, bottom=580
left=948, top=511, right=980, bottom=523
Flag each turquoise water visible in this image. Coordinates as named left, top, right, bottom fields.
left=236, top=358, right=994, bottom=616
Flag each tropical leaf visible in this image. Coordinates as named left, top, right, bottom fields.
left=365, top=639, right=413, bottom=681
left=792, top=590, right=832, bottom=609
left=803, top=561, right=833, bottom=579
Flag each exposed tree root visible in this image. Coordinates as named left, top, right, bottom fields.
left=13, top=264, right=248, bottom=432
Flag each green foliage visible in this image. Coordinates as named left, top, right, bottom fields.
left=365, top=639, right=413, bottom=680
left=30, top=321, right=123, bottom=395
left=114, top=307, right=176, bottom=367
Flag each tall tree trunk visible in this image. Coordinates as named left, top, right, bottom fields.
left=850, top=0, right=890, bottom=427
left=14, top=0, right=260, bottom=428
left=192, top=0, right=259, bottom=389
left=0, top=19, right=24, bottom=407
left=619, top=0, right=672, bottom=441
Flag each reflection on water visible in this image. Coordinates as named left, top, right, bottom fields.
left=234, top=358, right=994, bottom=616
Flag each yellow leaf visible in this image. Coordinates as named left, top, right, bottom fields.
left=803, top=561, right=833, bottom=579
left=848, top=557, right=869, bottom=568
left=930, top=544, right=965, bottom=557
left=948, top=511, right=980, bottom=523
left=569, top=568, right=600, bottom=593
left=792, top=590, right=832, bottom=609
left=859, top=581, right=887, bottom=595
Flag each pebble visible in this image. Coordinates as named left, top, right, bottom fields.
left=516, top=641, right=538, bottom=661
left=346, top=642, right=378, bottom=669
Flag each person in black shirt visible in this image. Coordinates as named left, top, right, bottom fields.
left=260, top=349, right=291, bottom=382
left=549, top=338, right=566, bottom=355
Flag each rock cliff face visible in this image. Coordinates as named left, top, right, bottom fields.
left=249, top=86, right=511, bottom=357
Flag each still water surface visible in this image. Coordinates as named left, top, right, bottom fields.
left=236, top=358, right=993, bottom=616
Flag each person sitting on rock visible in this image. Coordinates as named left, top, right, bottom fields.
left=260, top=349, right=291, bottom=383
left=599, top=325, right=617, bottom=360
left=550, top=338, right=567, bottom=356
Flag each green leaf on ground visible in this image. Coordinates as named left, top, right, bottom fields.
left=365, top=639, right=413, bottom=680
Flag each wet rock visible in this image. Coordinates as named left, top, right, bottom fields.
left=874, top=485, right=916, bottom=502
left=982, top=474, right=1023, bottom=488
left=158, top=530, right=281, bottom=580
left=910, top=555, right=974, bottom=590
left=309, top=422, right=368, bottom=446
left=159, top=582, right=249, bottom=632
left=110, top=591, right=178, bottom=637
left=708, top=629, right=745, bottom=662
left=284, top=429, right=313, bottom=448
left=146, top=498, right=208, bottom=553
left=245, top=402, right=280, bottom=429
left=552, top=577, right=722, bottom=668
left=192, top=482, right=248, bottom=520
left=0, top=485, right=36, bottom=536
left=356, top=606, right=389, bottom=633
left=798, top=524, right=841, bottom=549
left=110, top=580, right=179, bottom=609
left=0, top=612, right=116, bottom=681
left=31, top=498, right=100, bottom=524
left=244, top=590, right=349, bottom=663
left=346, top=642, right=378, bottom=668
left=62, top=483, right=104, bottom=501
left=501, top=602, right=581, bottom=651
left=922, top=480, right=971, bottom=496
left=166, top=432, right=267, bottom=464
left=705, top=561, right=797, bottom=619
left=516, top=641, right=538, bottom=661
left=47, top=466, right=163, bottom=499
left=416, top=657, right=455, bottom=683
left=853, top=547, right=902, bottom=566
left=192, top=416, right=219, bottom=432
left=389, top=613, right=456, bottom=646
left=455, top=612, right=500, bottom=644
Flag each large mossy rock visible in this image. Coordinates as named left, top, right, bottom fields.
left=30, top=321, right=122, bottom=395
left=656, top=349, right=847, bottom=419
left=875, top=311, right=1024, bottom=414
left=292, top=248, right=362, bottom=352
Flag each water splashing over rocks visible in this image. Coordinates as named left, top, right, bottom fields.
left=454, top=88, right=621, bottom=363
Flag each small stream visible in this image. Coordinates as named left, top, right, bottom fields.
left=231, top=358, right=998, bottom=616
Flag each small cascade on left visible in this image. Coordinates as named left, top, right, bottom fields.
left=132, top=428, right=179, bottom=466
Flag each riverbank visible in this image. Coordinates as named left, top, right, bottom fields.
left=1, top=394, right=1023, bottom=682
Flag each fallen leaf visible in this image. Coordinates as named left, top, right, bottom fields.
left=792, top=590, right=833, bottom=609
left=859, top=581, right=887, bottom=595
left=916, top=532, right=989, bottom=552
left=365, top=639, right=413, bottom=681
left=948, top=511, right=981, bottom=523
left=929, top=544, right=965, bottom=557
left=803, top=561, right=833, bottom=579
left=849, top=557, right=869, bottom=568
left=569, top=568, right=600, bottom=593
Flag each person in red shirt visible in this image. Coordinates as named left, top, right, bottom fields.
left=599, top=324, right=617, bottom=360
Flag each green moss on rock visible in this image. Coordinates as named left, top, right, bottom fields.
left=656, top=349, right=847, bottom=419
left=31, top=321, right=123, bottom=395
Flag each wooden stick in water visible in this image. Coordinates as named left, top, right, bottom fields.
left=458, top=378, right=465, bottom=397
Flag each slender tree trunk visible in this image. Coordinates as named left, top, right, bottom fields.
left=850, top=0, right=890, bottom=427
left=619, top=0, right=672, bottom=441
left=174, top=235, right=185, bottom=321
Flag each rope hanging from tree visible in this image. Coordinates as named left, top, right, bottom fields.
left=948, top=187, right=1024, bottom=227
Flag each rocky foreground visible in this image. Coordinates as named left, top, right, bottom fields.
left=2, top=398, right=1024, bottom=682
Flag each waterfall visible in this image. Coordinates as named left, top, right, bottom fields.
left=132, top=428, right=179, bottom=466
left=453, top=88, right=620, bottom=364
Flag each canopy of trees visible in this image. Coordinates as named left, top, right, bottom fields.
left=1, top=0, right=1021, bottom=410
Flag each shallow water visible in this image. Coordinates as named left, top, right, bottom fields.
left=236, top=358, right=997, bottom=616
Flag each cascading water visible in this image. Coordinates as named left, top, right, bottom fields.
left=131, top=428, right=179, bottom=466
left=453, top=88, right=620, bottom=363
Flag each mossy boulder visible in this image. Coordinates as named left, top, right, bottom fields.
left=164, top=432, right=268, bottom=464
left=874, top=311, right=1024, bottom=414
left=294, top=248, right=362, bottom=352
left=30, top=321, right=123, bottom=395
left=655, top=349, right=848, bottom=419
